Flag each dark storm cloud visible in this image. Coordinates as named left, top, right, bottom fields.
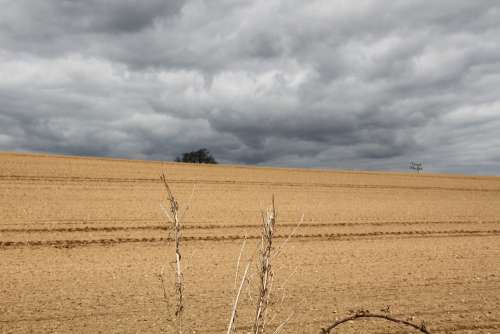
left=1, top=1, right=500, bottom=174
left=1, top=0, right=184, bottom=35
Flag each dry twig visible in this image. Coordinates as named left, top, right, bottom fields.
left=272, top=312, right=294, bottom=334
left=159, top=264, right=169, bottom=301
left=319, top=310, right=432, bottom=334
left=273, top=213, right=304, bottom=260
left=227, top=250, right=252, bottom=334
left=233, top=237, right=247, bottom=293
left=179, top=184, right=196, bottom=222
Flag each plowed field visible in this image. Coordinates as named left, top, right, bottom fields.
left=1, top=152, right=499, bottom=333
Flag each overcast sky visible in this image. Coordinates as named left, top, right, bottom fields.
left=1, top=1, right=500, bottom=175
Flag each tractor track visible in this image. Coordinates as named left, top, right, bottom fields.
left=1, top=219, right=499, bottom=233
left=2, top=174, right=500, bottom=192
left=1, top=229, right=499, bottom=249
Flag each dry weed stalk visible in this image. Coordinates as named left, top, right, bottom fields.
left=160, top=173, right=184, bottom=334
left=320, top=310, right=432, bottom=334
left=253, top=196, right=277, bottom=334
left=271, top=312, right=294, bottom=334
left=156, top=176, right=431, bottom=334
left=227, top=238, right=251, bottom=334
left=272, top=213, right=304, bottom=260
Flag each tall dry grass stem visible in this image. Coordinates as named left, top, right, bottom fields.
left=160, top=173, right=184, bottom=334
left=253, top=195, right=277, bottom=334
left=226, top=238, right=251, bottom=334
left=273, top=213, right=304, bottom=261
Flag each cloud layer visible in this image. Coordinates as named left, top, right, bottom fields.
left=1, top=0, right=500, bottom=174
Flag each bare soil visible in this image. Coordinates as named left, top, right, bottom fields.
left=1, top=152, right=499, bottom=333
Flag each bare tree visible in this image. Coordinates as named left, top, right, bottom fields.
left=409, top=161, right=423, bottom=173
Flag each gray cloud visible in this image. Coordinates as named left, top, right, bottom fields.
left=1, top=0, right=500, bottom=174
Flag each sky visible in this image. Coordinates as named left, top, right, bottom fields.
left=1, top=1, right=500, bottom=175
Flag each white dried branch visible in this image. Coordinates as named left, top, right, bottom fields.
left=227, top=259, right=252, bottom=334
left=160, top=173, right=184, bottom=334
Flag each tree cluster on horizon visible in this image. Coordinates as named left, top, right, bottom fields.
left=175, top=148, right=217, bottom=164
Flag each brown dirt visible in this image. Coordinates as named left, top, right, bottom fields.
left=1, top=152, right=499, bottom=333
